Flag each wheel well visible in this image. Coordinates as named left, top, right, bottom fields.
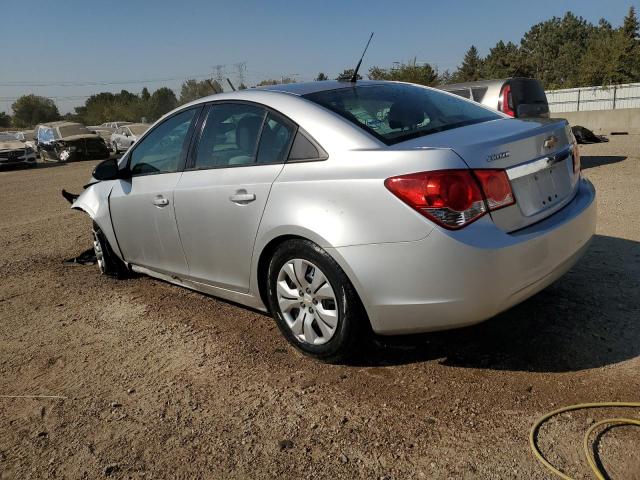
left=256, top=235, right=304, bottom=312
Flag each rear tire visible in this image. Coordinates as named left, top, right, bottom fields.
left=112, top=142, right=119, bottom=154
left=266, top=239, right=367, bottom=363
left=92, top=223, right=128, bottom=278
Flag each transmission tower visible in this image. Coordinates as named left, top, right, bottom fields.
left=213, top=64, right=225, bottom=84
left=234, top=62, right=246, bottom=86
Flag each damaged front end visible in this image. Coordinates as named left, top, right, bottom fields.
left=52, top=136, right=111, bottom=162
left=62, top=158, right=127, bottom=274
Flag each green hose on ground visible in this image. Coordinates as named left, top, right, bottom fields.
left=530, top=402, right=640, bottom=479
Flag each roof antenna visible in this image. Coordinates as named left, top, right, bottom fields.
left=226, top=78, right=236, bottom=91
left=350, top=32, right=374, bottom=83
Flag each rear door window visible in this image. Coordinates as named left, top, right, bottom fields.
left=193, top=103, right=266, bottom=169
left=256, top=112, right=295, bottom=164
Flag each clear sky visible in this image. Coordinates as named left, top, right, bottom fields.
left=1, top=0, right=637, bottom=113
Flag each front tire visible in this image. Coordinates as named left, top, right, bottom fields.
left=92, top=223, right=128, bottom=278
left=266, top=239, right=367, bottom=362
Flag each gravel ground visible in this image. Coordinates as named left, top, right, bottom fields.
left=1, top=137, right=639, bottom=479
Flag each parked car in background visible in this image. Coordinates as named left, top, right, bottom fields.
left=100, top=121, right=132, bottom=130
left=35, top=122, right=110, bottom=162
left=0, top=132, right=37, bottom=168
left=70, top=80, right=595, bottom=362
left=93, top=128, right=116, bottom=149
left=110, top=123, right=150, bottom=153
left=438, top=77, right=549, bottom=118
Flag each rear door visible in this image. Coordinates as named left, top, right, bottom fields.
left=173, top=102, right=296, bottom=292
left=109, top=107, right=200, bottom=275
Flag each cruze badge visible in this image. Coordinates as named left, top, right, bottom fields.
left=487, top=151, right=510, bottom=162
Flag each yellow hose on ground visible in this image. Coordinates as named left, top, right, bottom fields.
left=530, top=402, right=640, bottom=480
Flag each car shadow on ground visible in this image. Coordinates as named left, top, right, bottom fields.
left=351, top=234, right=639, bottom=372
left=0, top=162, right=65, bottom=172
left=580, top=155, right=627, bottom=170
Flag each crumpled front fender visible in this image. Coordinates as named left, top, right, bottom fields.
left=71, top=181, right=124, bottom=261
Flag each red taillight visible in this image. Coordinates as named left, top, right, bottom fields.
left=473, top=170, right=515, bottom=210
left=500, top=84, right=515, bottom=117
left=385, top=169, right=515, bottom=230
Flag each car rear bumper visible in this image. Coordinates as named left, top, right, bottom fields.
left=331, top=177, right=596, bottom=335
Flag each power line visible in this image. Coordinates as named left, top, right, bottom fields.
left=0, top=73, right=213, bottom=87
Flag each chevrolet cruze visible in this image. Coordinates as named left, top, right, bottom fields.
left=70, top=80, right=596, bottom=361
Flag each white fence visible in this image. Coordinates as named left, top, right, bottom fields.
left=545, top=82, right=640, bottom=113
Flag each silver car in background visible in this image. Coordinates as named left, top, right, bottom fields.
left=0, top=132, right=37, bottom=168
left=110, top=123, right=150, bottom=153
left=439, top=77, right=550, bottom=118
left=71, top=80, right=596, bottom=361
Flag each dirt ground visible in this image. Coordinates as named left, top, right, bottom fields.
left=1, top=137, right=639, bottom=479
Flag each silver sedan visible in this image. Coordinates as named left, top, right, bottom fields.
left=71, top=80, right=596, bottom=361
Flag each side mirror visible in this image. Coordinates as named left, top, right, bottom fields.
left=92, top=158, right=126, bottom=181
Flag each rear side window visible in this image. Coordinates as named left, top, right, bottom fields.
left=288, top=131, right=327, bottom=161
left=448, top=88, right=471, bottom=99
left=304, top=84, right=500, bottom=145
left=471, top=87, right=488, bottom=102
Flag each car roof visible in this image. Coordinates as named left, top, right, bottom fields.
left=440, top=77, right=539, bottom=90
left=256, top=80, right=388, bottom=96
left=39, top=120, right=69, bottom=127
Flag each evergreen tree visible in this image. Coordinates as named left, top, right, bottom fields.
left=483, top=41, right=527, bottom=78
left=453, top=46, right=484, bottom=82
left=620, top=6, right=640, bottom=80
left=367, top=59, right=438, bottom=86
left=520, top=12, right=595, bottom=88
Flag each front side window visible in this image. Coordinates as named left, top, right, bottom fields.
left=304, top=84, right=500, bottom=145
left=129, top=108, right=197, bottom=176
left=194, top=103, right=266, bottom=169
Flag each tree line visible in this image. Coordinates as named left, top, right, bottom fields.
left=2, top=7, right=638, bottom=129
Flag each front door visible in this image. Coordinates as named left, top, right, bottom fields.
left=109, top=107, right=200, bottom=276
left=174, top=103, right=296, bottom=292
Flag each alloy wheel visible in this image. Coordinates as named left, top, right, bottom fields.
left=92, top=231, right=106, bottom=274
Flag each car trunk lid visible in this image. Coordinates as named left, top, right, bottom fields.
left=394, top=117, right=579, bottom=232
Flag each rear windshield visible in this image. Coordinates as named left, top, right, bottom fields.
left=303, top=83, right=500, bottom=145
left=510, top=79, right=547, bottom=105
left=58, top=124, right=92, bottom=138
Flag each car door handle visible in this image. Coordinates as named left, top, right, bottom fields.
left=152, top=195, right=169, bottom=207
left=229, top=191, right=256, bottom=205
